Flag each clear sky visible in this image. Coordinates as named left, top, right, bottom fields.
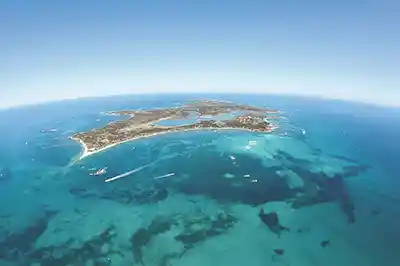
left=1, top=0, right=399, bottom=108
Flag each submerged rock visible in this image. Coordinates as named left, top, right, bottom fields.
left=273, top=249, right=285, bottom=255
left=148, top=217, right=172, bottom=235
left=73, top=183, right=169, bottom=206
left=296, top=226, right=310, bottom=233
left=131, top=228, right=152, bottom=263
left=320, top=240, right=330, bottom=247
left=130, top=216, right=173, bottom=263
left=0, top=211, right=57, bottom=260
left=174, top=212, right=237, bottom=249
left=28, top=226, right=116, bottom=266
left=290, top=166, right=356, bottom=224
left=174, top=230, right=210, bottom=246
left=328, top=176, right=355, bottom=224
left=340, top=197, right=355, bottom=224
left=134, top=188, right=169, bottom=204
left=258, top=209, right=289, bottom=237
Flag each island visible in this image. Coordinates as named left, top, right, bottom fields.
left=71, top=100, right=280, bottom=160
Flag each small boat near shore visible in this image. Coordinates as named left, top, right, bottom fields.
left=248, top=140, right=257, bottom=146
left=90, top=167, right=107, bottom=176
left=41, top=128, right=58, bottom=133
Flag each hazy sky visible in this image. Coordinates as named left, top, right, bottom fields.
left=1, top=0, right=399, bottom=108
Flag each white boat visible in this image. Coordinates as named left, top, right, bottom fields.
left=41, top=128, right=58, bottom=133
left=90, top=167, right=107, bottom=176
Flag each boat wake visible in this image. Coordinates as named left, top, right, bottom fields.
left=104, top=162, right=156, bottom=183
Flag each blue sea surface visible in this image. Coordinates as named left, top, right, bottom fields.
left=0, top=94, right=399, bottom=266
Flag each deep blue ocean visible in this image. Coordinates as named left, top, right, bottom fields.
left=0, top=94, right=399, bottom=266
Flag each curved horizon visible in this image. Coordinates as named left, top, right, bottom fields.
left=0, top=91, right=400, bottom=111
left=2, top=92, right=399, bottom=113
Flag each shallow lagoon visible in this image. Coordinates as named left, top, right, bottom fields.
left=155, top=111, right=243, bottom=127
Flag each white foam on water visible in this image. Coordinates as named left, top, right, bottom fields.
left=154, top=173, right=175, bottom=180
left=104, top=162, right=155, bottom=183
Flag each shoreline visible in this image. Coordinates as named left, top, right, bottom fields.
left=70, top=136, right=91, bottom=161
left=70, top=125, right=278, bottom=161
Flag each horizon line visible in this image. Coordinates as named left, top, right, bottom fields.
left=1, top=91, right=399, bottom=111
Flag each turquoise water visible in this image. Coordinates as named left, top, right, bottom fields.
left=0, top=94, right=399, bottom=266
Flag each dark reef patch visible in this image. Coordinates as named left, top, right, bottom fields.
left=131, top=216, right=172, bottom=263
left=69, top=182, right=169, bottom=206
left=171, top=151, right=295, bottom=205
left=297, top=227, right=310, bottom=233
left=275, top=150, right=313, bottom=167
left=131, top=228, right=152, bottom=263
left=69, top=143, right=366, bottom=238
left=148, top=216, right=172, bottom=235
left=135, top=187, right=169, bottom=204
left=0, top=210, right=57, bottom=264
left=290, top=166, right=356, bottom=224
left=29, top=226, right=119, bottom=266
left=174, top=212, right=238, bottom=250
left=0, top=213, right=124, bottom=265
left=68, top=187, right=97, bottom=199
left=330, top=154, right=360, bottom=164
left=258, top=209, right=289, bottom=237
left=273, top=249, right=285, bottom=255
left=341, top=164, right=370, bottom=178
left=129, top=212, right=237, bottom=264
left=170, top=147, right=365, bottom=220
left=320, top=240, right=330, bottom=248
